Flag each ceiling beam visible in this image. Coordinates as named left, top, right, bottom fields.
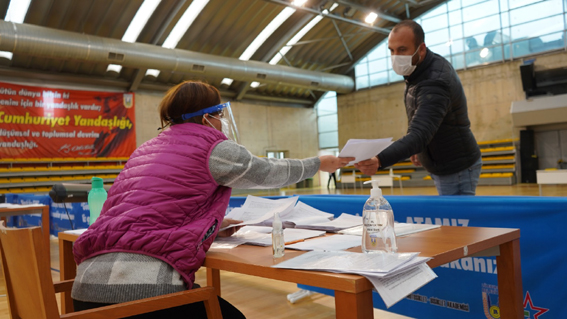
left=129, top=0, right=190, bottom=92
left=234, top=8, right=319, bottom=101
left=330, top=19, right=353, bottom=61
left=335, top=0, right=401, bottom=23
left=266, top=0, right=391, bottom=34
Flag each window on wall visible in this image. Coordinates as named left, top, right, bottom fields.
left=316, top=91, right=339, bottom=150
left=355, top=0, right=567, bottom=90
left=266, top=151, right=288, bottom=159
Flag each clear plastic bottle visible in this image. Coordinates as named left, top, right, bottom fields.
left=361, top=180, right=398, bottom=253
left=272, top=212, right=285, bottom=258
left=88, top=176, right=107, bottom=226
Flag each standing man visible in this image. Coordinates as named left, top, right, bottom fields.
left=355, top=20, right=482, bottom=195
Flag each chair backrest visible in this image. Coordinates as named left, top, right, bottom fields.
left=0, top=223, right=60, bottom=319
left=371, top=174, right=394, bottom=187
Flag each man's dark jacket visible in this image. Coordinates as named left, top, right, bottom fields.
left=378, top=49, right=481, bottom=175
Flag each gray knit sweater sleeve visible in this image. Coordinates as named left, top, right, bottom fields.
left=209, top=141, right=320, bottom=189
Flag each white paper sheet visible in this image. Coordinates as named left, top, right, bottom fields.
left=283, top=202, right=334, bottom=227
left=285, top=234, right=362, bottom=251
left=366, top=263, right=437, bottom=308
left=338, top=138, right=393, bottom=165
left=295, top=213, right=362, bottom=232
left=273, top=250, right=419, bottom=274
left=223, top=196, right=299, bottom=229
left=212, top=226, right=326, bottom=248
left=272, top=250, right=436, bottom=308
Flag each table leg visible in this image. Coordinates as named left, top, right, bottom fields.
left=206, top=267, right=221, bottom=296
left=539, top=184, right=542, bottom=196
left=59, top=238, right=76, bottom=314
left=496, top=238, right=523, bottom=319
left=41, top=206, right=50, bottom=257
left=335, top=289, right=374, bottom=319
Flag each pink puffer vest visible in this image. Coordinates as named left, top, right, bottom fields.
left=73, top=123, right=231, bottom=288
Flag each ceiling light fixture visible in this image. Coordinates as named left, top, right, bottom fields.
left=107, top=0, right=161, bottom=74
left=221, top=6, right=296, bottom=86
left=145, top=0, right=209, bottom=78
left=292, top=0, right=308, bottom=6
left=365, top=12, right=378, bottom=24
left=269, top=3, right=338, bottom=65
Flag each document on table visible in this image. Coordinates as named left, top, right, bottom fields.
left=273, top=250, right=436, bottom=308
left=295, top=213, right=362, bottom=232
left=339, top=223, right=441, bottom=237
left=283, top=201, right=334, bottom=228
left=365, top=263, right=437, bottom=308
left=338, top=138, right=393, bottom=165
left=223, top=195, right=299, bottom=229
left=273, top=250, right=420, bottom=274
left=212, top=226, right=326, bottom=248
left=285, top=234, right=362, bottom=251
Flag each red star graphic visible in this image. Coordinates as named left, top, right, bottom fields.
left=523, top=291, right=549, bottom=319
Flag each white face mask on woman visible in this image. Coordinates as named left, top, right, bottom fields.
left=391, top=46, right=420, bottom=76
left=205, top=115, right=231, bottom=139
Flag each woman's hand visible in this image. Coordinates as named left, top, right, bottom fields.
left=319, top=155, right=355, bottom=173
left=217, top=218, right=243, bottom=237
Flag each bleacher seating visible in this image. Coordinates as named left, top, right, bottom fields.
left=0, top=157, right=127, bottom=194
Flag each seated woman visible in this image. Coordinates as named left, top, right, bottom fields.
left=71, top=81, right=352, bottom=318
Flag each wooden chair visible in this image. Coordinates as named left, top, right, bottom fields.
left=0, top=223, right=223, bottom=319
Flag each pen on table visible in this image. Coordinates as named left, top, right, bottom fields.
left=285, top=239, right=305, bottom=245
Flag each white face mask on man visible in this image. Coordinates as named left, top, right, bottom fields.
left=391, top=46, right=420, bottom=76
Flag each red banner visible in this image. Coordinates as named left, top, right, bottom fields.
left=0, top=82, right=135, bottom=159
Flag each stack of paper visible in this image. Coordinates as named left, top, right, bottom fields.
left=294, top=213, right=362, bottom=232
left=280, top=202, right=334, bottom=228
left=224, top=196, right=299, bottom=228
left=338, top=138, right=393, bottom=165
left=285, top=234, right=361, bottom=251
left=273, top=250, right=437, bottom=308
left=223, top=196, right=338, bottom=230
left=212, top=226, right=326, bottom=248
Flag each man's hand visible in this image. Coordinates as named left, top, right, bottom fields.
left=354, top=156, right=380, bottom=176
left=217, top=218, right=243, bottom=237
left=319, top=155, right=355, bottom=173
left=410, top=154, right=422, bottom=167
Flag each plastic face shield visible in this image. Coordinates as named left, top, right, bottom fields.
left=181, top=102, right=240, bottom=144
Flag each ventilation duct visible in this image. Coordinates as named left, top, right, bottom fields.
left=0, top=21, right=354, bottom=93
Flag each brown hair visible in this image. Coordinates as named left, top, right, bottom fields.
left=391, top=20, right=425, bottom=49
left=158, top=81, right=221, bottom=129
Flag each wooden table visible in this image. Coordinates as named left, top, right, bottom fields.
left=58, top=226, right=523, bottom=318
left=1, top=205, right=50, bottom=255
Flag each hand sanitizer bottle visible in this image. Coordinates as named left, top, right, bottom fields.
left=361, top=180, right=398, bottom=253
left=88, top=176, right=107, bottom=226
left=272, top=212, right=285, bottom=258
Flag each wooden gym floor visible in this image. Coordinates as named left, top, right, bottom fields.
left=0, top=183, right=565, bottom=318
